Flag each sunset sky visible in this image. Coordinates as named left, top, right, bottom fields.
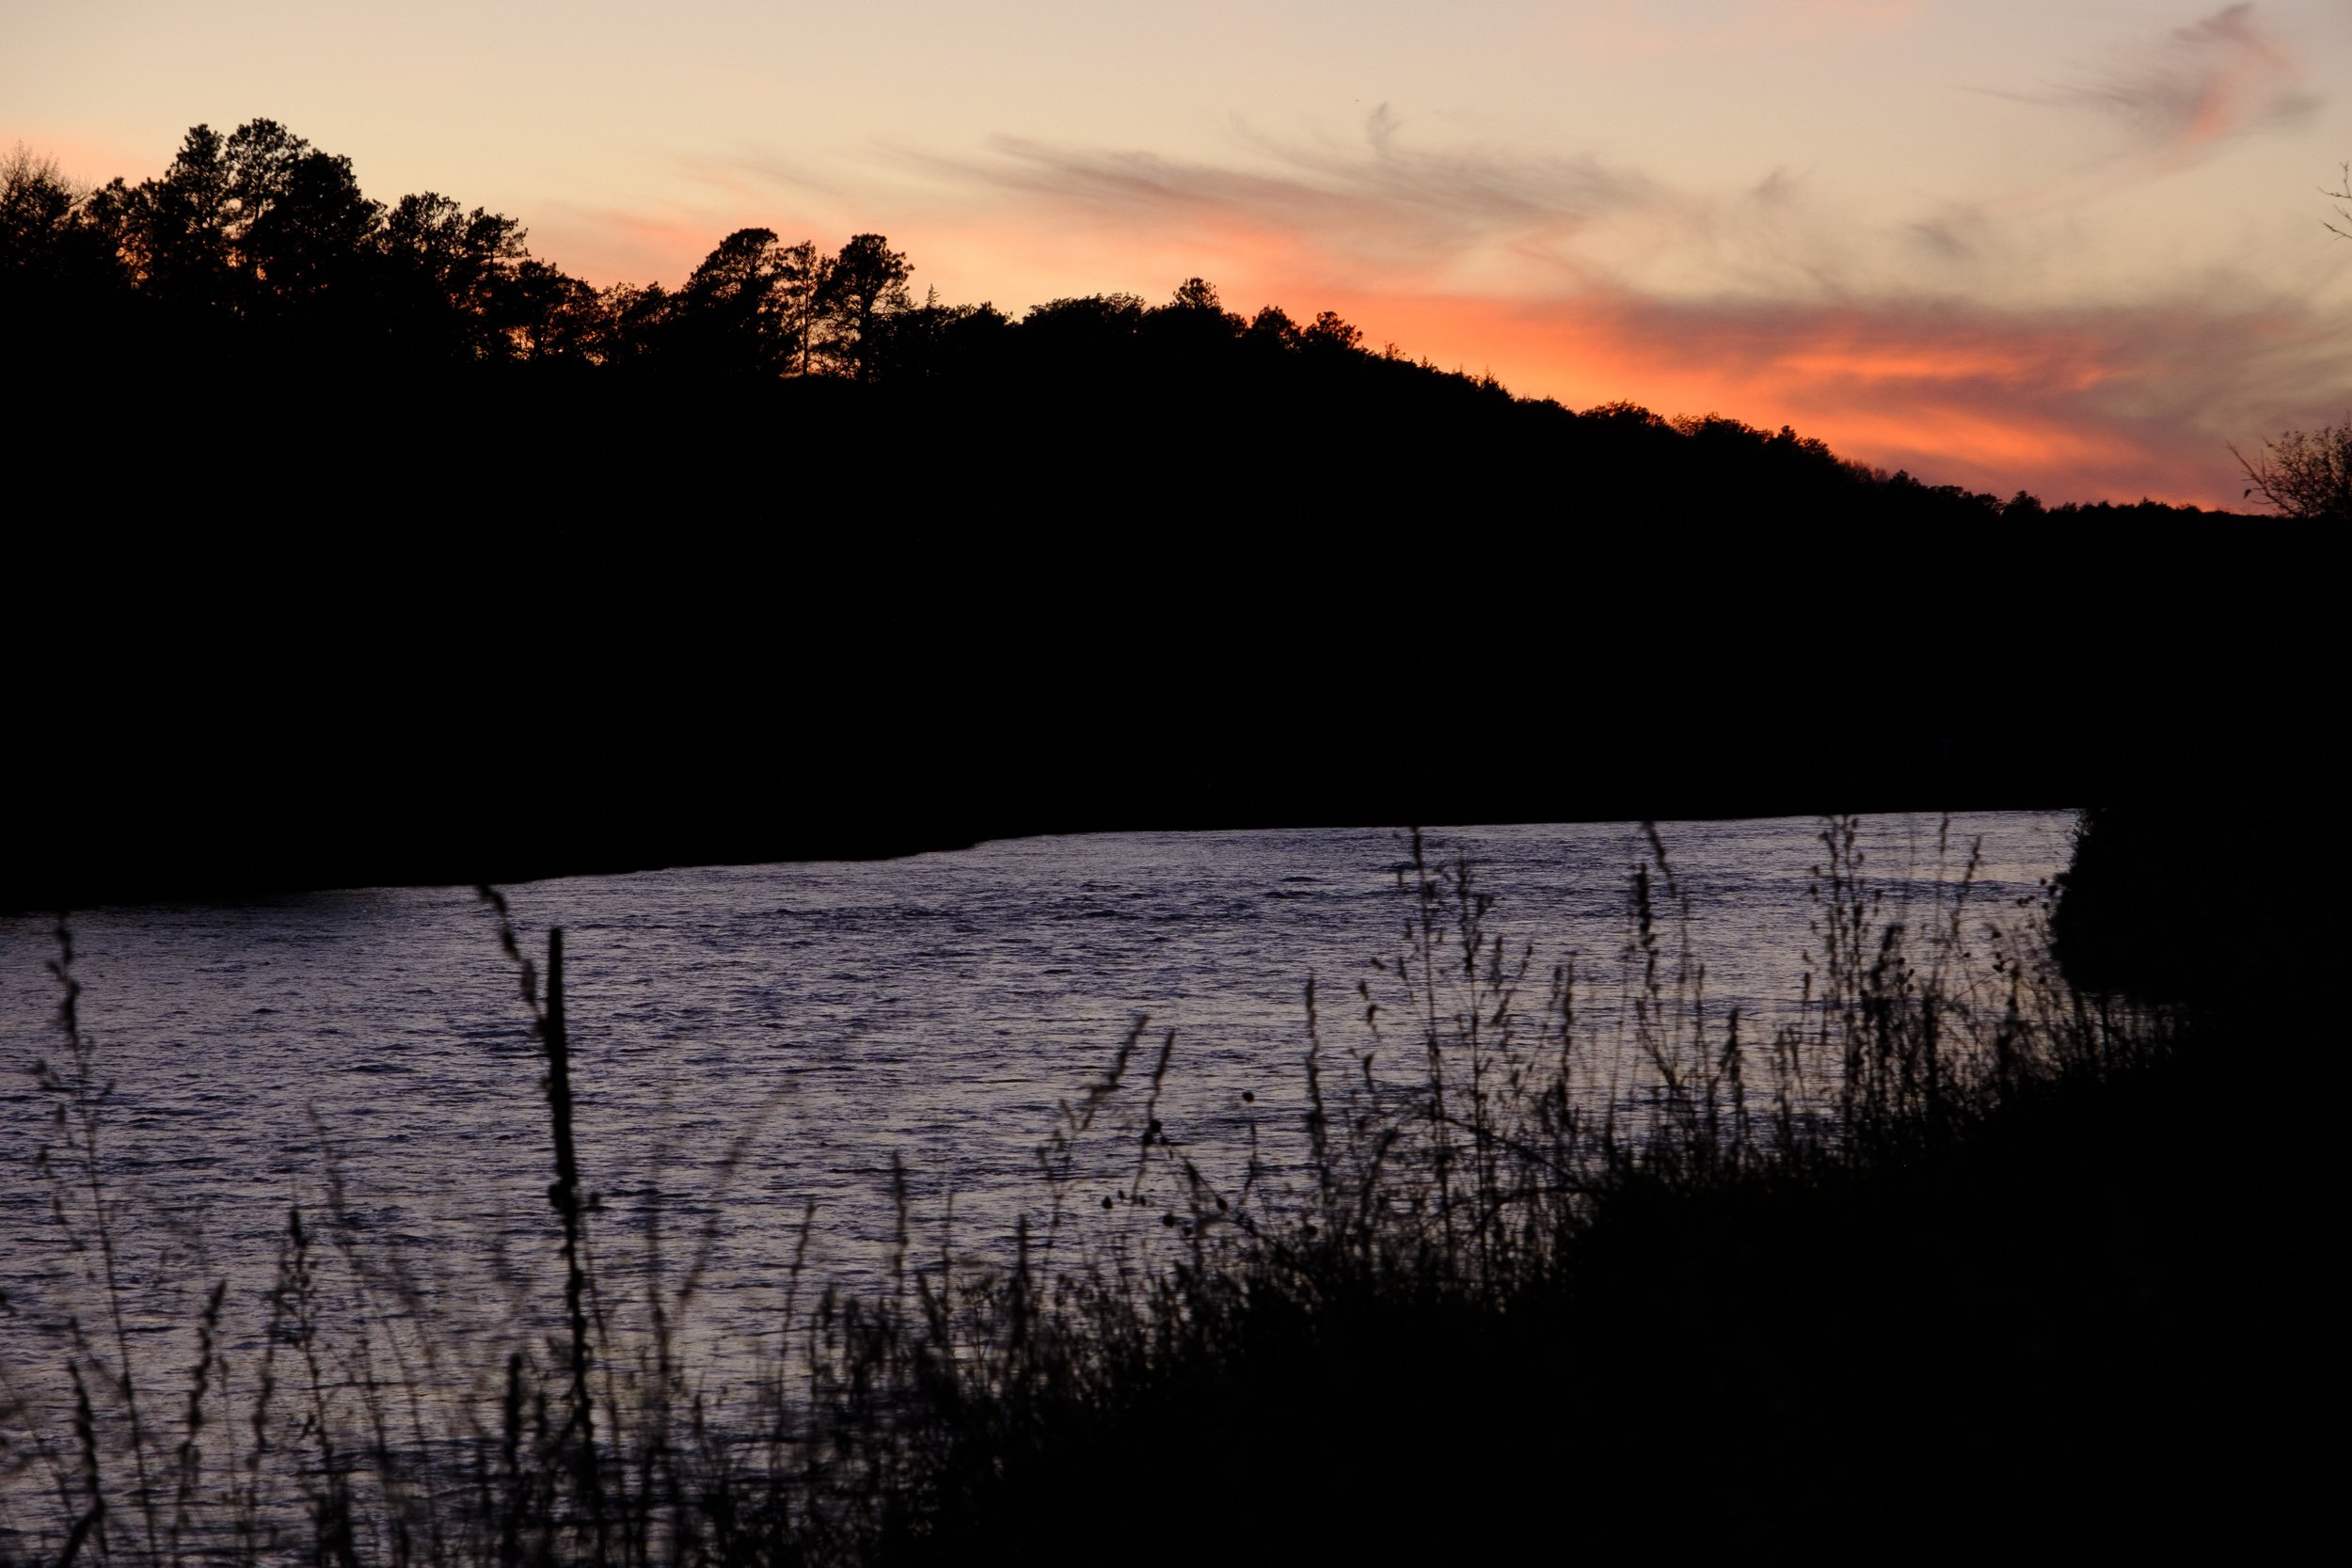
left=9, top=0, right=2348, bottom=505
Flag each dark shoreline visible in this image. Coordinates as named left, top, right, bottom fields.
left=5, top=744, right=2091, bottom=912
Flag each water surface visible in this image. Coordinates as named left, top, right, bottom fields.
left=0, top=813, right=2069, bottom=1382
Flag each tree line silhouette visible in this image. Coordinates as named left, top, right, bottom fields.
left=11, top=115, right=2296, bottom=550
left=1, top=121, right=2323, bottom=910
left=5, top=122, right=1397, bottom=393
left=0, top=119, right=2216, bottom=515
left=8, top=119, right=2327, bottom=531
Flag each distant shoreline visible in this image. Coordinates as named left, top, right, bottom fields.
left=4, top=752, right=2086, bottom=913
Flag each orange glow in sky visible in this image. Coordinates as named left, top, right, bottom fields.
left=8, top=0, right=2348, bottom=507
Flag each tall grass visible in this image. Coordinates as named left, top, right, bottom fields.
left=1, top=819, right=2161, bottom=1565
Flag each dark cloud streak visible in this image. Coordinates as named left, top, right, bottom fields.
left=906, top=108, right=1660, bottom=269
left=2045, top=4, right=2319, bottom=166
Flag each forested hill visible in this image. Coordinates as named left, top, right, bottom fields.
left=2, top=123, right=2320, bottom=910
left=1, top=119, right=2224, bottom=520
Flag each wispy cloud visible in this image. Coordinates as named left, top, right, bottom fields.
left=888, top=113, right=2110, bottom=309
left=2049, top=4, right=2318, bottom=168
left=904, top=108, right=1662, bottom=288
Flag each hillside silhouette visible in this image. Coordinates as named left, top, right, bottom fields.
left=2, top=123, right=2322, bottom=908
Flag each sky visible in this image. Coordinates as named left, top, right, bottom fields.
left=8, top=0, right=2349, bottom=506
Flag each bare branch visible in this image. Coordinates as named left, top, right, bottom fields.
left=2231, top=417, right=2352, bottom=520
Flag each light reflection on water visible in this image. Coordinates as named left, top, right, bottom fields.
left=0, top=812, right=2070, bottom=1390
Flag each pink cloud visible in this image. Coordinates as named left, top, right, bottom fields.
left=2052, top=4, right=2317, bottom=169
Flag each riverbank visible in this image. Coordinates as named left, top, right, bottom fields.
left=889, top=1002, right=2334, bottom=1562
left=7, top=820, right=2325, bottom=1563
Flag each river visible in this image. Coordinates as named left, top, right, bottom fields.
left=0, top=811, right=2069, bottom=1418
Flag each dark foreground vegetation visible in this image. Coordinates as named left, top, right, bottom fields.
left=1, top=124, right=2328, bottom=910
left=3, top=822, right=2334, bottom=1563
